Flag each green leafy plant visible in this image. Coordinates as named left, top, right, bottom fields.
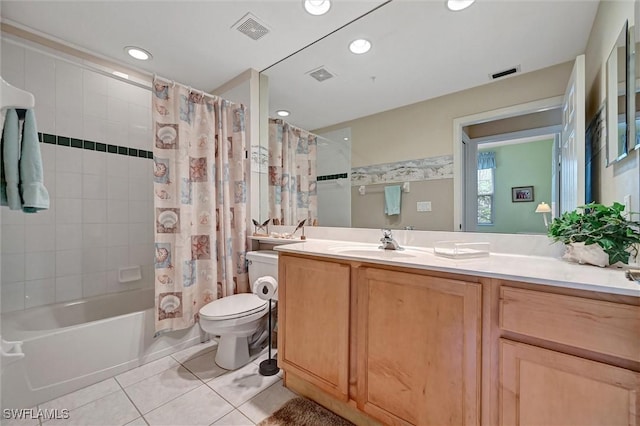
left=548, top=202, right=640, bottom=265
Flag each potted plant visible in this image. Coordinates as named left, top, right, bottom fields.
left=548, top=202, right=640, bottom=267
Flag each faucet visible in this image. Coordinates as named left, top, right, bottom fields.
left=379, top=228, right=402, bottom=250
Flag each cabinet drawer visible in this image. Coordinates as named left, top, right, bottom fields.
left=500, top=287, right=640, bottom=362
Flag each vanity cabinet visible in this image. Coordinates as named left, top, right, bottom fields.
left=278, top=255, right=351, bottom=401
left=356, top=266, right=482, bottom=426
left=498, top=285, right=640, bottom=426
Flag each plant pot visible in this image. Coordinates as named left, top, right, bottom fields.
left=563, top=242, right=609, bottom=267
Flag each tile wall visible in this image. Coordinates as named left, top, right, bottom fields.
left=1, top=39, right=155, bottom=312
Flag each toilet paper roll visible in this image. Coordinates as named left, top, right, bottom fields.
left=253, top=275, right=278, bottom=301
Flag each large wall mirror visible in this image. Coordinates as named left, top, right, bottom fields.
left=606, top=19, right=630, bottom=165
left=259, top=1, right=599, bottom=234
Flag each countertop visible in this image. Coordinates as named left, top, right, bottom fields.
left=274, top=239, right=640, bottom=297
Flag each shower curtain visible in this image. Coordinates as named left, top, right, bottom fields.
left=268, top=118, right=318, bottom=225
left=152, top=80, right=248, bottom=333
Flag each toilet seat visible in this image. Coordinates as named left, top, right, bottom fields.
left=199, top=293, right=268, bottom=321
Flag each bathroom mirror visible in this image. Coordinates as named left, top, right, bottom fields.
left=606, top=19, right=629, bottom=165
left=259, top=1, right=599, bottom=233
left=633, top=9, right=640, bottom=150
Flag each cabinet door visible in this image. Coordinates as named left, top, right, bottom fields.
left=500, top=339, right=640, bottom=426
left=357, top=267, right=482, bottom=426
left=278, top=255, right=351, bottom=401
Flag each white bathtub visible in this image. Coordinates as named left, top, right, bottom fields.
left=1, top=287, right=202, bottom=409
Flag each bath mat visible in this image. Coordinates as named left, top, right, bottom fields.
left=258, top=396, right=355, bottom=426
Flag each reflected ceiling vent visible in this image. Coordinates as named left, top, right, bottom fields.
left=307, top=66, right=335, bottom=82
left=490, top=65, right=521, bottom=80
left=232, top=13, right=270, bottom=41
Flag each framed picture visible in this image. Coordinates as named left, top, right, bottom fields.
left=512, top=186, right=534, bottom=202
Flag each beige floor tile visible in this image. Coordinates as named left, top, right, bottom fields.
left=1, top=407, right=40, bottom=426
left=170, top=341, right=218, bottom=364
left=124, top=417, right=148, bottom=426
left=207, top=362, right=280, bottom=407
left=210, top=410, right=255, bottom=426
left=40, top=378, right=121, bottom=412
left=116, top=356, right=179, bottom=388
left=143, top=384, right=233, bottom=426
left=44, top=390, right=139, bottom=426
left=181, top=351, right=228, bottom=382
left=237, top=381, right=296, bottom=424
left=124, top=365, right=202, bottom=414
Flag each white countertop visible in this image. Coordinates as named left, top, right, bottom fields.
left=274, top=239, right=640, bottom=297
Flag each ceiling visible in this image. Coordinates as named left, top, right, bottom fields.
left=1, top=0, right=600, bottom=131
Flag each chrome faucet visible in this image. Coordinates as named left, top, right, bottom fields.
left=379, top=228, right=402, bottom=250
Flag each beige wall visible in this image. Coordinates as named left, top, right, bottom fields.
left=351, top=180, right=453, bottom=231
left=585, top=0, right=639, bottom=212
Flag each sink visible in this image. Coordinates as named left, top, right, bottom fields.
left=327, top=245, right=430, bottom=258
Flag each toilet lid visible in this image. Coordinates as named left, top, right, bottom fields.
left=199, top=293, right=268, bottom=320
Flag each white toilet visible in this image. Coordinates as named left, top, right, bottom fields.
left=198, top=250, right=278, bottom=370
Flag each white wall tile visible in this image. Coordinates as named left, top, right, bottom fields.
left=56, top=224, right=83, bottom=250
left=83, top=174, right=107, bottom=198
left=83, top=247, right=107, bottom=273
left=107, top=224, right=129, bottom=247
left=129, top=244, right=153, bottom=267
left=25, top=224, right=56, bottom=252
left=83, top=199, right=107, bottom=223
left=108, top=176, right=129, bottom=200
left=55, top=198, right=82, bottom=224
left=56, top=274, right=83, bottom=302
left=56, top=172, right=82, bottom=198
left=83, top=70, right=108, bottom=96
left=107, top=155, right=129, bottom=178
left=129, top=178, right=148, bottom=201
left=107, top=246, right=130, bottom=270
left=2, top=224, right=25, bottom=254
left=56, top=107, right=84, bottom=140
left=24, top=50, right=55, bottom=108
left=55, top=60, right=83, bottom=110
left=107, top=121, right=129, bottom=147
left=25, top=278, right=55, bottom=308
left=107, top=199, right=129, bottom=223
left=83, top=115, right=108, bottom=142
left=2, top=253, right=25, bottom=283
left=83, top=224, right=107, bottom=248
left=129, top=200, right=150, bottom=223
left=25, top=251, right=56, bottom=281
left=83, top=271, right=107, bottom=297
left=107, top=78, right=132, bottom=102
left=1, top=209, right=25, bottom=225
left=35, top=105, right=56, bottom=135
left=128, top=125, right=151, bottom=151
left=128, top=104, right=150, bottom=129
left=84, top=91, right=108, bottom=119
left=56, top=148, right=83, bottom=173
left=128, top=224, right=151, bottom=247
left=2, top=282, right=25, bottom=313
left=107, top=97, right=129, bottom=124
left=129, top=157, right=148, bottom=179
left=1, top=41, right=25, bottom=88
left=127, top=85, right=150, bottom=108
left=83, top=150, right=107, bottom=176
left=56, top=249, right=83, bottom=277
left=25, top=206, right=55, bottom=225
left=40, top=144, right=57, bottom=174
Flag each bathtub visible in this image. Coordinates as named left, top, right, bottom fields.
left=1, top=287, right=203, bottom=409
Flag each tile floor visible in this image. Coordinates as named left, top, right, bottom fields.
left=7, top=342, right=296, bottom=426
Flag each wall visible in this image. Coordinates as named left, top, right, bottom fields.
left=314, top=61, right=573, bottom=230
left=585, top=0, right=639, bottom=213
left=479, top=139, right=553, bottom=234
left=316, top=128, right=351, bottom=227
left=1, top=38, right=154, bottom=312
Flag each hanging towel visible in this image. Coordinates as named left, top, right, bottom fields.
left=1, top=109, right=21, bottom=210
left=384, top=185, right=402, bottom=216
left=0, top=109, right=49, bottom=212
left=20, top=109, right=49, bottom=212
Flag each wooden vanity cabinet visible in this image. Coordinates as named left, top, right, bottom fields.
left=277, top=255, right=351, bottom=401
left=356, top=266, right=482, bottom=426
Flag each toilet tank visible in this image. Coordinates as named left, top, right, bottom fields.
left=246, top=250, right=278, bottom=284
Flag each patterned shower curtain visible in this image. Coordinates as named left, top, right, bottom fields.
left=268, top=118, right=318, bottom=225
left=152, top=80, right=248, bottom=333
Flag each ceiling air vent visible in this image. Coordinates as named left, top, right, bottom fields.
left=307, top=66, right=335, bottom=82
left=232, top=13, right=270, bottom=41
left=490, top=65, right=521, bottom=80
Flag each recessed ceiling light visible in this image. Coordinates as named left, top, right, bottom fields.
left=446, top=0, right=475, bottom=11
left=276, top=110, right=290, bottom=117
left=125, top=46, right=152, bottom=61
left=304, top=0, right=331, bottom=16
left=349, top=39, right=371, bottom=55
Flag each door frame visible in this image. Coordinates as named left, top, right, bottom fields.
left=452, top=96, right=563, bottom=231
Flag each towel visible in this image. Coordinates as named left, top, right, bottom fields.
left=0, top=109, right=49, bottom=212
left=384, top=185, right=401, bottom=216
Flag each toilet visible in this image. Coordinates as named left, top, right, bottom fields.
left=198, top=250, right=278, bottom=370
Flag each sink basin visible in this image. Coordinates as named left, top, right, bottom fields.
left=327, top=245, right=430, bottom=258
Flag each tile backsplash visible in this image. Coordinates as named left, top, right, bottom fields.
left=1, top=39, right=155, bottom=313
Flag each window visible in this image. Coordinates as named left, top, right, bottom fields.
left=477, top=150, right=496, bottom=225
